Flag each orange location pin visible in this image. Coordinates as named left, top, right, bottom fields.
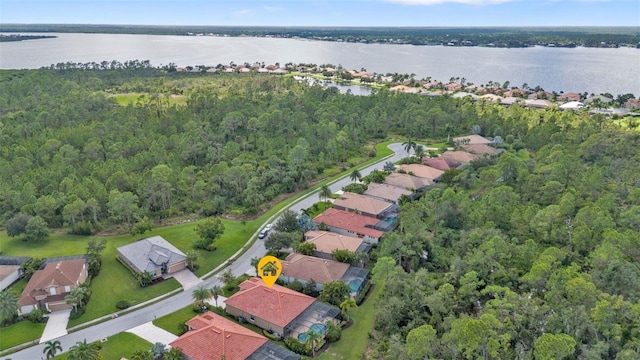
left=257, top=255, right=282, bottom=288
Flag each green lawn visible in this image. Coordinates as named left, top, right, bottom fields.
left=0, top=320, right=45, bottom=350
left=54, top=332, right=153, bottom=360
left=305, top=202, right=333, bottom=218
left=317, top=282, right=382, bottom=360
left=153, top=305, right=196, bottom=336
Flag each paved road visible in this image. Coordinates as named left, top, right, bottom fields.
left=5, top=143, right=410, bottom=360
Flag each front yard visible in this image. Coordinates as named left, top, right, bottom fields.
left=0, top=320, right=45, bottom=351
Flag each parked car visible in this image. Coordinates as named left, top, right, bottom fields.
left=259, top=230, right=268, bottom=239
left=265, top=224, right=273, bottom=232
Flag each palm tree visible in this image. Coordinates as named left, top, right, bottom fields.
left=382, top=161, right=395, bottom=173
left=305, top=330, right=322, bottom=357
left=349, top=169, right=361, bottom=183
left=65, top=286, right=89, bottom=311
left=340, top=296, right=357, bottom=322
left=0, top=290, right=19, bottom=323
left=319, top=184, right=332, bottom=207
left=402, top=138, right=417, bottom=155
left=211, top=285, right=223, bottom=307
left=131, top=350, right=153, bottom=360
left=186, top=250, right=198, bottom=271
left=445, top=123, right=456, bottom=143
left=164, top=347, right=183, bottom=360
left=414, top=145, right=426, bottom=162
left=67, top=339, right=100, bottom=360
left=43, top=340, right=63, bottom=359
left=192, top=285, right=212, bottom=309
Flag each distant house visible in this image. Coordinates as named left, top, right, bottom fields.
left=585, top=95, right=614, bottom=104
left=0, top=256, right=31, bottom=291
left=169, top=311, right=300, bottom=360
left=440, top=150, right=481, bottom=164
left=461, top=144, right=499, bottom=156
left=224, top=278, right=341, bottom=341
left=117, top=236, right=187, bottom=279
left=18, top=258, right=88, bottom=314
left=383, top=173, right=433, bottom=192
left=422, top=157, right=456, bottom=171
left=626, top=98, right=640, bottom=110
left=280, top=253, right=370, bottom=297
left=304, top=230, right=369, bottom=260
left=444, top=82, right=463, bottom=92
left=503, top=88, right=526, bottom=98
left=558, top=92, right=581, bottom=102
left=500, top=97, right=523, bottom=106
left=524, top=99, right=554, bottom=109
left=559, top=101, right=585, bottom=111
left=333, top=192, right=398, bottom=219
left=452, top=134, right=492, bottom=146
left=363, top=183, right=414, bottom=204
left=396, top=164, right=444, bottom=181
left=313, top=208, right=384, bottom=244
left=480, top=94, right=503, bottom=103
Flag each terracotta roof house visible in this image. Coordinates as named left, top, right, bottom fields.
left=444, top=82, right=463, bottom=92
left=503, top=88, right=526, bottom=98
left=117, top=236, right=187, bottom=279
left=280, top=253, right=370, bottom=296
left=313, top=208, right=384, bottom=244
left=363, top=183, right=414, bottom=204
left=390, top=85, right=421, bottom=94
left=527, top=91, right=554, bottom=100
left=452, top=134, right=492, bottom=146
left=500, top=96, right=524, bottom=106
left=169, top=311, right=300, bottom=360
left=383, top=173, right=434, bottom=192
left=397, top=164, right=444, bottom=181
left=462, top=144, right=498, bottom=155
left=626, top=98, right=639, bottom=110
left=333, top=192, right=397, bottom=219
left=18, top=258, right=88, bottom=314
left=480, top=94, right=503, bottom=103
left=525, top=99, right=554, bottom=109
left=0, top=256, right=31, bottom=291
left=224, top=278, right=316, bottom=338
left=440, top=151, right=481, bottom=163
left=304, top=231, right=368, bottom=260
left=558, top=92, right=581, bottom=102
left=423, top=81, right=442, bottom=89
left=422, top=157, right=455, bottom=171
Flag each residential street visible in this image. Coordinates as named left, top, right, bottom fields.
left=5, top=143, right=410, bottom=360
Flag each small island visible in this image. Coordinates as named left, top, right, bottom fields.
left=0, top=34, right=56, bottom=42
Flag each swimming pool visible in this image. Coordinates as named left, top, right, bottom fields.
left=349, top=279, right=362, bottom=292
left=297, top=323, right=326, bottom=342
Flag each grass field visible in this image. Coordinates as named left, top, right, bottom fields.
left=54, top=332, right=153, bottom=360
left=0, top=320, right=45, bottom=350
left=153, top=305, right=195, bottom=336
left=317, top=282, right=382, bottom=360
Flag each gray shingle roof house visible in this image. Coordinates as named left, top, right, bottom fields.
left=117, top=236, right=187, bottom=278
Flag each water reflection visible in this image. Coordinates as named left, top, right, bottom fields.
left=297, top=76, right=373, bottom=96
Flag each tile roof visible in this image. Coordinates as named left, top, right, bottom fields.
left=281, top=253, right=350, bottom=284
left=0, top=265, right=20, bottom=282
left=422, top=157, right=454, bottom=171
left=304, top=230, right=364, bottom=254
left=19, top=259, right=86, bottom=306
left=333, top=192, right=394, bottom=216
left=439, top=151, right=481, bottom=163
left=169, top=311, right=267, bottom=360
left=396, top=164, right=444, bottom=180
left=117, top=236, right=186, bottom=274
left=224, top=278, right=316, bottom=328
left=363, top=183, right=413, bottom=202
left=383, top=173, right=433, bottom=191
left=461, top=144, right=498, bottom=155
left=452, top=134, right=492, bottom=145
left=313, top=208, right=383, bottom=238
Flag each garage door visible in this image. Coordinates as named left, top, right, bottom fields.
left=48, top=302, right=73, bottom=312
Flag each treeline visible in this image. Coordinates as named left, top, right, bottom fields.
left=1, top=67, right=480, bottom=234
left=1, top=24, right=638, bottom=48
left=368, top=107, right=640, bottom=358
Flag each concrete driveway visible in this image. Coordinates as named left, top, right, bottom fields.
left=126, top=322, right=177, bottom=346
left=167, top=269, right=201, bottom=290
left=40, top=309, right=71, bottom=343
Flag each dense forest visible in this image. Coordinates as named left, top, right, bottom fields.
left=1, top=24, right=638, bottom=48
left=367, top=101, right=640, bottom=357
left=1, top=67, right=639, bottom=358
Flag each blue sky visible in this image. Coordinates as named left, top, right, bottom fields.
left=1, top=0, right=638, bottom=26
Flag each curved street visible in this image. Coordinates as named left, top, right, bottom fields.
left=5, top=143, right=411, bottom=360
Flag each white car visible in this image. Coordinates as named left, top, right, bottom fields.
left=265, top=224, right=273, bottom=232
left=258, top=230, right=268, bottom=239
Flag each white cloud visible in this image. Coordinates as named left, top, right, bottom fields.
left=388, top=0, right=516, bottom=4
left=232, top=9, right=255, bottom=17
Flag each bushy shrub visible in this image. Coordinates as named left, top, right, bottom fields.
left=70, top=221, right=95, bottom=236
left=115, top=300, right=130, bottom=310
left=69, top=306, right=85, bottom=320
left=325, top=321, right=342, bottom=342
left=28, top=308, right=48, bottom=323
left=285, top=337, right=310, bottom=356
left=287, top=280, right=304, bottom=292
left=263, top=329, right=280, bottom=341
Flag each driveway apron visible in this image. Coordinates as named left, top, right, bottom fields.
left=40, top=309, right=71, bottom=343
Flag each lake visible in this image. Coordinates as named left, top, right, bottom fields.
left=1, top=32, right=638, bottom=95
